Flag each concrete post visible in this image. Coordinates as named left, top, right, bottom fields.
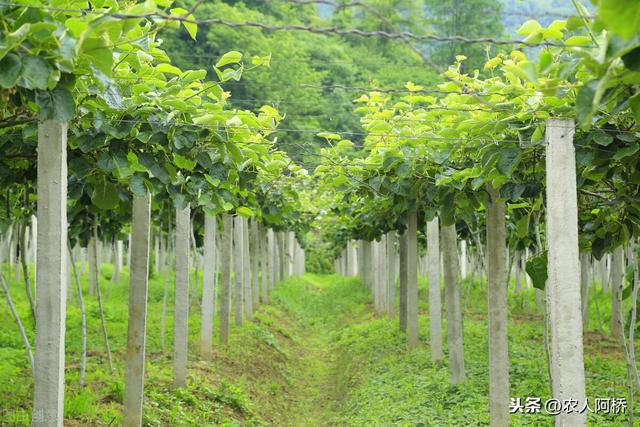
left=80, top=246, right=86, bottom=275
left=357, top=240, right=364, bottom=279
left=399, top=232, right=408, bottom=332
left=260, top=225, right=268, bottom=303
left=30, top=215, right=37, bottom=270
left=67, top=243, right=73, bottom=302
left=380, top=236, right=388, bottom=314
left=219, top=215, right=232, bottom=345
left=200, top=214, right=216, bottom=359
left=243, top=217, right=253, bottom=320
left=287, top=232, right=295, bottom=277
left=113, top=239, right=123, bottom=284
left=154, top=234, right=160, bottom=274
left=268, top=229, right=276, bottom=289
left=88, top=238, right=96, bottom=296
left=460, top=239, right=468, bottom=279
left=486, top=185, right=509, bottom=426
left=387, top=233, right=396, bottom=320
left=123, top=193, right=152, bottom=426
left=348, top=242, right=352, bottom=276
left=442, top=221, right=465, bottom=384
left=351, top=241, right=358, bottom=275
left=127, top=233, right=132, bottom=267
left=427, top=216, right=443, bottom=362
left=407, top=212, right=419, bottom=348
left=33, top=121, right=67, bottom=427
left=371, top=241, right=378, bottom=309
left=173, top=205, right=190, bottom=388
left=611, top=246, right=624, bottom=339
left=580, top=253, right=589, bottom=329
left=514, top=251, right=523, bottom=293
left=277, top=232, right=285, bottom=282
left=545, top=118, right=586, bottom=426
left=250, top=219, right=259, bottom=307
left=362, top=240, right=372, bottom=289
left=602, top=254, right=610, bottom=293
left=233, top=217, right=244, bottom=325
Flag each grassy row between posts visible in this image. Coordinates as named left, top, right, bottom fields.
left=330, top=276, right=633, bottom=426
left=1, top=265, right=311, bottom=426
left=0, top=266, right=635, bottom=425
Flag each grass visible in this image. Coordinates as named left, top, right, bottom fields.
left=332, top=276, right=635, bottom=426
left=0, top=263, right=637, bottom=426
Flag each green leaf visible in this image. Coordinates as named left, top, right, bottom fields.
left=36, top=86, right=76, bottom=122
left=0, top=53, right=22, bottom=88
left=516, top=20, right=542, bottom=36
left=21, top=56, right=51, bottom=90
left=630, top=92, right=640, bottom=122
left=170, top=8, right=198, bottom=40
left=500, top=183, right=526, bottom=202
left=75, top=134, right=106, bottom=153
left=592, top=132, right=614, bottom=146
left=496, top=147, right=522, bottom=177
left=216, top=51, right=243, bottom=68
left=183, top=21, right=198, bottom=40
left=236, top=206, right=254, bottom=218
left=251, top=53, right=272, bottom=67
left=613, top=144, right=640, bottom=161
left=181, top=69, right=207, bottom=82
left=140, top=154, right=171, bottom=184
left=213, top=65, right=243, bottom=82
left=92, top=180, right=120, bottom=210
left=598, top=0, right=640, bottom=39
left=439, top=194, right=456, bottom=226
left=566, top=16, right=585, bottom=32
left=516, top=214, right=530, bottom=238
left=317, top=132, right=341, bottom=140
left=69, top=157, right=93, bottom=180
left=526, top=251, right=547, bottom=290
left=541, top=28, right=563, bottom=40
left=575, top=80, right=598, bottom=126
left=173, top=153, right=197, bottom=171
left=171, top=129, right=196, bottom=150
left=82, top=37, right=113, bottom=76
left=622, top=47, right=640, bottom=72
left=337, top=139, right=353, bottom=150
left=156, top=63, right=182, bottom=75
left=129, top=174, right=148, bottom=197
left=503, top=62, right=537, bottom=83
left=226, top=142, right=243, bottom=163
left=564, top=35, right=593, bottom=46
left=173, top=193, right=188, bottom=210
left=65, top=17, right=88, bottom=38
left=0, top=24, right=30, bottom=61
left=538, top=51, right=553, bottom=74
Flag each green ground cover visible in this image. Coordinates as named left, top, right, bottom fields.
left=0, top=266, right=634, bottom=425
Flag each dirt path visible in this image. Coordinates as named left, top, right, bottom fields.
left=282, top=275, right=366, bottom=426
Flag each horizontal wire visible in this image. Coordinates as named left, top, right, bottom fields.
left=501, top=10, right=592, bottom=19
left=0, top=127, right=631, bottom=158
left=0, top=2, right=598, bottom=48
left=72, top=89, right=541, bottom=114
left=276, top=0, right=592, bottom=21
left=0, top=133, right=619, bottom=160
left=77, top=75, right=570, bottom=98
left=9, top=115, right=636, bottom=143
left=57, top=117, right=538, bottom=140
left=168, top=51, right=433, bottom=69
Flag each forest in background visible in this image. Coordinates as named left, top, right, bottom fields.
left=162, top=0, right=505, bottom=164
